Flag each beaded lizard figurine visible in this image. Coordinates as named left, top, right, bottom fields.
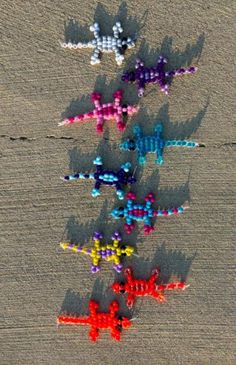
left=58, top=90, right=138, bottom=133
left=120, top=123, right=203, bottom=166
left=111, top=192, right=188, bottom=235
left=62, top=156, right=136, bottom=200
left=57, top=299, right=131, bottom=342
left=121, top=56, right=197, bottom=97
left=61, top=22, right=135, bottom=66
left=112, top=267, right=188, bottom=309
left=60, top=231, right=134, bottom=273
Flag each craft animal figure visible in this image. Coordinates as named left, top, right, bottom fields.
left=62, top=156, right=136, bottom=199
left=121, top=56, right=197, bottom=97
left=112, top=267, right=188, bottom=308
left=60, top=231, right=134, bottom=273
left=61, top=22, right=135, bottom=65
left=111, top=192, right=188, bottom=235
left=58, top=90, right=138, bottom=133
left=57, top=299, right=132, bottom=342
left=120, top=123, right=203, bottom=166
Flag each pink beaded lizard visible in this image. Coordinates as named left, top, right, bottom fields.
left=112, top=267, right=188, bottom=309
left=58, top=90, right=138, bottom=133
left=111, top=192, right=188, bottom=235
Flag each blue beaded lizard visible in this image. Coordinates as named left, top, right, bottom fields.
left=62, top=156, right=136, bottom=200
left=111, top=192, right=188, bottom=235
left=120, top=123, right=203, bottom=166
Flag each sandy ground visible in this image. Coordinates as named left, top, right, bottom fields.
left=0, top=1, right=235, bottom=364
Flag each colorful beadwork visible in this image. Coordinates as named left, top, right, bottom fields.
left=57, top=299, right=131, bottom=342
left=61, top=22, right=135, bottom=66
left=60, top=231, right=134, bottom=273
left=121, top=56, right=197, bottom=97
left=112, top=267, right=188, bottom=308
left=63, top=156, right=136, bottom=200
left=58, top=90, right=138, bottom=133
left=120, top=123, right=202, bottom=166
left=111, top=192, right=188, bottom=235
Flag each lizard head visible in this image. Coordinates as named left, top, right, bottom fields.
left=121, top=70, right=136, bottom=83
left=121, top=37, right=135, bottom=50
left=120, top=139, right=137, bottom=151
left=111, top=207, right=125, bottom=219
left=112, top=282, right=126, bottom=294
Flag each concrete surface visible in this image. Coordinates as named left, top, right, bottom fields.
left=0, top=1, right=235, bottom=364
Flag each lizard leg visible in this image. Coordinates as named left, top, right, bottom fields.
left=90, top=47, right=101, bottom=65
left=91, top=181, right=101, bottom=197
left=148, top=268, right=160, bottom=284
left=126, top=293, right=135, bottom=309
left=89, top=327, right=99, bottom=342
left=93, top=156, right=103, bottom=173
left=114, top=46, right=124, bottom=66
left=115, top=182, right=125, bottom=200
left=133, top=125, right=143, bottom=138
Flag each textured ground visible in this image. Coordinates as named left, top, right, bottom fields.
left=0, top=1, right=235, bottom=364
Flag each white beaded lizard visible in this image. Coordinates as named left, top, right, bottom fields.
left=61, top=22, right=135, bottom=66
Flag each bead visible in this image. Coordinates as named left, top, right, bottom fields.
left=60, top=232, right=135, bottom=273
left=112, top=267, right=188, bottom=308
left=120, top=123, right=202, bottom=166
left=121, top=55, right=197, bottom=97
left=111, top=192, right=188, bottom=235
left=61, top=22, right=135, bottom=66
left=59, top=90, right=138, bottom=133
left=57, top=299, right=132, bottom=342
left=62, top=156, right=136, bottom=199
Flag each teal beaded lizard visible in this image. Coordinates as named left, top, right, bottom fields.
left=111, top=192, right=188, bottom=235
left=120, top=123, right=203, bottom=166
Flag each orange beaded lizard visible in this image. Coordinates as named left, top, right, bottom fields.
left=57, top=299, right=131, bottom=342
left=112, top=267, right=188, bottom=308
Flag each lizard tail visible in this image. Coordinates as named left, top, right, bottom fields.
left=59, top=242, right=92, bottom=256
left=153, top=205, right=189, bottom=217
left=165, top=66, right=197, bottom=78
left=57, top=315, right=89, bottom=325
left=165, top=140, right=201, bottom=148
left=155, top=282, right=187, bottom=292
left=61, top=173, right=95, bottom=181
left=58, top=111, right=95, bottom=126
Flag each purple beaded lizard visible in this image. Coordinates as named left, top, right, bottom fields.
left=121, top=56, right=197, bottom=97
left=111, top=192, right=188, bottom=235
left=60, top=231, right=134, bottom=273
left=62, top=156, right=136, bottom=200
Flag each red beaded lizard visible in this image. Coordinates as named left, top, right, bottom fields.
left=112, top=267, right=188, bottom=309
left=57, top=299, right=131, bottom=342
left=58, top=90, right=138, bottom=133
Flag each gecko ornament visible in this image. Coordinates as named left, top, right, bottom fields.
left=111, top=192, right=188, bottom=235
left=121, top=56, right=197, bottom=97
left=112, top=267, right=188, bottom=309
left=60, top=231, right=134, bottom=273
left=58, top=90, right=138, bottom=133
left=61, top=22, right=135, bottom=66
left=62, top=156, right=136, bottom=200
left=120, top=123, right=203, bottom=166
left=57, top=299, right=131, bottom=342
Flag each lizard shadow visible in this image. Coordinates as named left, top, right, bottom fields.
left=123, top=101, right=208, bottom=141
left=61, top=73, right=139, bottom=120
left=119, top=242, right=196, bottom=284
left=94, top=1, right=148, bottom=41
left=59, top=278, right=135, bottom=320
left=125, top=33, right=205, bottom=70
left=63, top=19, right=92, bottom=44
